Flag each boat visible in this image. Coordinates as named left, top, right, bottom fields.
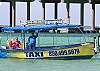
left=0, top=20, right=100, bottom=60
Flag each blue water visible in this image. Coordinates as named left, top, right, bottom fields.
left=0, top=59, right=100, bottom=71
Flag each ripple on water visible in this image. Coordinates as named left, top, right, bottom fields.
left=0, top=59, right=100, bottom=71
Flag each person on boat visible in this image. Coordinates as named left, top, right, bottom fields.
left=14, top=37, right=21, bottom=49
left=7, top=39, right=15, bottom=49
left=7, top=39, right=12, bottom=48
left=7, top=38, right=21, bottom=49
left=27, top=32, right=38, bottom=50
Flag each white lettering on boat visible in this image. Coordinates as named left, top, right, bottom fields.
left=26, top=52, right=44, bottom=57
left=49, top=49, right=80, bottom=56
left=25, top=49, right=80, bottom=58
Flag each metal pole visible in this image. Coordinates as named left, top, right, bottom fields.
left=27, top=1, right=30, bottom=20
left=80, top=3, right=84, bottom=27
left=42, top=3, right=45, bottom=20
left=55, top=3, right=58, bottom=19
left=92, top=3, right=95, bottom=30
left=66, top=2, right=70, bottom=24
left=14, top=1, right=16, bottom=26
left=12, top=1, right=16, bottom=27
left=23, top=25, right=26, bottom=49
left=10, top=1, right=12, bottom=27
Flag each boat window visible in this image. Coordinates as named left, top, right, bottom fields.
left=0, top=32, right=24, bottom=47
left=36, top=32, right=95, bottom=47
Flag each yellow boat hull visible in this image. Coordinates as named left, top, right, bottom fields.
left=1, top=43, right=94, bottom=60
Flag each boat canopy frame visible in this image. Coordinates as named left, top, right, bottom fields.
left=0, top=23, right=100, bottom=49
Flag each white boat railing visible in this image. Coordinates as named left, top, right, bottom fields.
left=20, top=19, right=69, bottom=26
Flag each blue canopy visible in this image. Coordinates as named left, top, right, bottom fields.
left=1, top=26, right=27, bottom=31
left=1, top=24, right=80, bottom=31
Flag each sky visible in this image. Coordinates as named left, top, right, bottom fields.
left=0, top=1, right=100, bottom=28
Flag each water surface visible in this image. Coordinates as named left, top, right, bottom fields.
left=0, top=59, right=100, bottom=71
